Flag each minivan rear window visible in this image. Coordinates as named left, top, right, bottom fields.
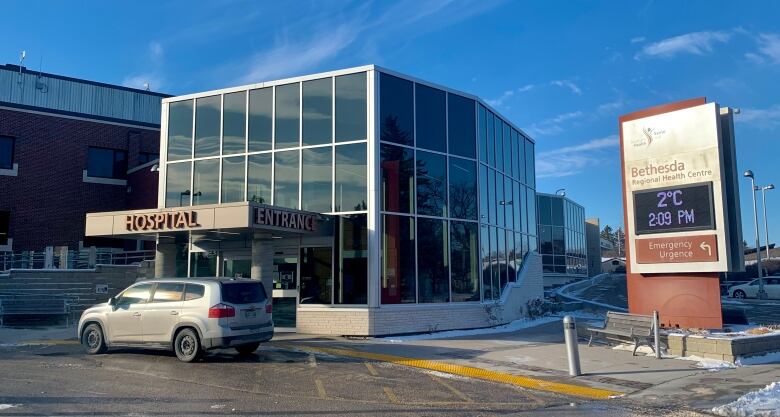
left=221, top=282, right=267, bottom=304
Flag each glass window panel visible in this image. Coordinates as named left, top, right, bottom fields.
left=513, top=181, right=522, bottom=232
left=275, top=83, right=300, bottom=149
left=274, top=150, right=299, bottom=209
left=248, top=88, right=273, bottom=152
left=221, top=156, right=245, bottom=203
left=449, top=157, right=477, bottom=220
left=415, top=83, right=446, bottom=152
left=503, top=123, right=512, bottom=176
left=247, top=153, right=272, bottom=204
left=194, top=95, right=220, bottom=158
left=538, top=195, right=551, bottom=225
left=167, top=100, right=193, bottom=161
left=495, top=173, right=504, bottom=227
left=87, top=147, right=127, bottom=179
left=451, top=221, right=479, bottom=302
left=540, top=225, right=553, bottom=254
left=190, top=252, right=217, bottom=277
left=491, top=226, right=500, bottom=298
left=479, top=164, right=489, bottom=223
left=488, top=169, right=496, bottom=225
left=223, top=91, right=246, bottom=155
left=381, top=214, right=416, bottom=304
left=487, top=112, right=495, bottom=167
left=498, top=227, right=507, bottom=294
left=503, top=176, right=514, bottom=230
left=448, top=94, right=476, bottom=158
left=417, top=218, right=449, bottom=303
left=0, top=211, right=8, bottom=246
left=0, top=136, right=13, bottom=169
left=380, top=144, right=414, bottom=214
left=525, top=138, right=535, bottom=187
left=301, top=147, right=332, bottom=212
left=517, top=131, right=526, bottom=184
left=507, top=231, right=516, bottom=283
left=552, top=197, right=564, bottom=226
left=478, top=105, right=487, bottom=163
left=416, top=150, right=447, bottom=217
left=302, top=78, right=332, bottom=146
left=527, top=188, right=537, bottom=236
left=516, top=232, right=525, bottom=272
left=480, top=224, right=492, bottom=300
left=494, top=117, right=503, bottom=172
left=117, top=284, right=153, bottom=306
left=335, top=72, right=367, bottom=141
left=165, top=162, right=192, bottom=207
left=335, top=143, right=367, bottom=212
left=334, top=214, right=367, bottom=304
left=193, top=158, right=219, bottom=205
left=528, top=233, right=538, bottom=252
left=299, top=247, right=332, bottom=305
left=152, top=283, right=184, bottom=302
left=553, top=226, right=565, bottom=255
left=379, top=73, right=413, bottom=146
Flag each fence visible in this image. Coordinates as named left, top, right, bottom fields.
left=0, top=248, right=155, bottom=272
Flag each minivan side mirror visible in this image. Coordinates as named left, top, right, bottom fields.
left=108, top=297, right=116, bottom=307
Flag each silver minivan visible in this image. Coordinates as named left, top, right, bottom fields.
left=78, top=278, right=274, bottom=362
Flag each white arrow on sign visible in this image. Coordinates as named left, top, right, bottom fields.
left=700, top=242, right=712, bottom=256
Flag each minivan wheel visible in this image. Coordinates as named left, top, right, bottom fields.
left=733, top=290, right=747, bottom=299
left=235, top=342, right=260, bottom=355
left=174, top=328, right=202, bottom=362
left=82, top=323, right=107, bottom=354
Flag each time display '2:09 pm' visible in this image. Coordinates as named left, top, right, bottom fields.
left=633, top=182, right=715, bottom=235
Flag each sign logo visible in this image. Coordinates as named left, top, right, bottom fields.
left=126, top=211, right=200, bottom=232
left=632, top=127, right=667, bottom=148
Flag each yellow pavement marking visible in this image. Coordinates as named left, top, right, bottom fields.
left=314, top=379, right=327, bottom=399
left=429, top=375, right=474, bottom=403
left=383, top=386, right=399, bottom=403
left=287, top=344, right=621, bottom=400
left=364, top=362, right=379, bottom=376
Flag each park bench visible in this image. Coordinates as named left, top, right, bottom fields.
left=587, top=311, right=656, bottom=356
left=0, top=297, right=71, bottom=327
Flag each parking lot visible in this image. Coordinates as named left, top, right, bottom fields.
left=0, top=339, right=711, bottom=417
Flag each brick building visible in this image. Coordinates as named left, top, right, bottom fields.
left=0, top=64, right=168, bottom=251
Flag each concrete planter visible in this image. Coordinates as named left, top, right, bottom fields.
left=667, top=332, right=780, bottom=363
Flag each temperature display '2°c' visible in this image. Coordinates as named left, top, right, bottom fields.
left=633, top=182, right=715, bottom=235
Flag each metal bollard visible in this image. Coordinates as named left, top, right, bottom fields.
left=563, top=315, right=581, bottom=376
left=653, top=310, right=661, bottom=359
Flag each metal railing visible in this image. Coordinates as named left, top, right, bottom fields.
left=0, top=248, right=155, bottom=272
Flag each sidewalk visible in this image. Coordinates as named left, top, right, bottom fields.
left=278, top=317, right=780, bottom=410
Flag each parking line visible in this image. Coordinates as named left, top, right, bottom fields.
left=308, top=353, right=317, bottom=368
left=364, top=362, right=379, bottom=376
left=383, top=387, right=399, bottom=403
left=314, top=379, right=327, bottom=399
left=429, top=375, right=474, bottom=403
left=285, top=344, right=622, bottom=400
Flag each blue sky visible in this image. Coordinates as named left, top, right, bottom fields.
left=4, top=0, right=780, bottom=247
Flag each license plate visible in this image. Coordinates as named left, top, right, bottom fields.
left=245, top=310, right=257, bottom=319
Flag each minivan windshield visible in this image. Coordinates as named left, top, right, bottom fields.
left=221, top=282, right=267, bottom=304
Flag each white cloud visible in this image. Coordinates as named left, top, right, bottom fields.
left=551, top=79, right=582, bottom=95
left=485, top=84, right=535, bottom=107
left=122, top=74, right=163, bottom=91
left=149, top=41, right=163, bottom=60
left=752, top=33, right=780, bottom=64
left=737, top=104, right=780, bottom=128
left=630, top=36, right=646, bottom=44
left=525, top=111, right=583, bottom=137
left=536, top=135, right=618, bottom=178
left=635, top=30, right=731, bottom=60
left=517, top=84, right=535, bottom=92
left=597, top=100, right=624, bottom=114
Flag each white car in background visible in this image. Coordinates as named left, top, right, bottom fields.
left=728, top=277, right=780, bottom=300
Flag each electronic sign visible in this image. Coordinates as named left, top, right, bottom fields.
left=633, top=182, right=714, bottom=235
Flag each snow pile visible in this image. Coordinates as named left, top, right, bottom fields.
left=712, top=381, right=780, bottom=416
left=0, top=404, right=20, bottom=410
left=380, top=316, right=560, bottom=342
left=737, top=351, right=780, bottom=366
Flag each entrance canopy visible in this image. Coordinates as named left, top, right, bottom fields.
left=85, top=202, right=333, bottom=241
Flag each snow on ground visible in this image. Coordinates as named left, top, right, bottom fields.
left=610, top=343, right=739, bottom=370
left=380, top=316, right=561, bottom=342
left=0, top=404, right=20, bottom=410
left=712, top=381, right=780, bottom=417
left=737, top=351, right=780, bottom=366
left=425, top=370, right=471, bottom=380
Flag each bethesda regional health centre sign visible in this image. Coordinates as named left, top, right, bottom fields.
left=621, top=101, right=741, bottom=274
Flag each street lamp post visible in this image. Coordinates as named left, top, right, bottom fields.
left=760, top=184, right=774, bottom=260
left=744, top=170, right=766, bottom=299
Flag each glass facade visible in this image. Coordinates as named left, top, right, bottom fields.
left=537, top=194, right=587, bottom=275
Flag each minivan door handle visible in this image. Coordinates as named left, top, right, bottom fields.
left=132, top=312, right=141, bottom=317
left=170, top=311, right=179, bottom=315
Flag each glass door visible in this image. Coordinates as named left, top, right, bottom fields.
left=300, top=247, right=333, bottom=305
left=222, top=252, right=251, bottom=278
left=273, top=247, right=298, bottom=328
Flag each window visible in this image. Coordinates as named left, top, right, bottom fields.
left=117, top=284, right=153, bottom=306
left=167, top=100, right=193, bottom=161
left=248, top=88, right=273, bottom=152
left=527, top=188, right=537, bottom=236
left=449, top=157, right=477, bottom=220
left=222, top=282, right=268, bottom=304
left=152, top=283, right=185, bottom=302
left=510, top=131, right=519, bottom=181
left=138, top=152, right=159, bottom=165
left=415, top=84, right=446, bottom=152
left=194, top=95, right=220, bottom=158
left=525, top=138, right=535, bottom=188
left=381, top=144, right=414, bottom=214
left=302, top=147, right=332, bottom=212
left=87, top=147, right=127, bottom=179
left=300, top=247, right=332, bottom=304
left=193, top=159, right=219, bottom=205
left=0, top=136, right=15, bottom=169
left=495, top=118, right=504, bottom=172
left=334, top=214, right=367, bottom=304
left=538, top=195, right=551, bottom=225
left=335, top=143, right=367, bottom=212
left=448, top=94, right=476, bottom=158
left=417, top=218, right=449, bottom=303
left=223, top=91, right=246, bottom=155
left=478, top=105, right=487, bottom=163
left=479, top=165, right=489, bottom=223
left=165, top=162, right=192, bottom=207
left=382, top=214, right=416, bottom=304
left=451, top=221, right=479, bottom=302
left=379, top=73, right=413, bottom=146
left=480, top=224, right=492, bottom=300
left=247, top=153, right=272, bottom=204
left=416, top=150, right=447, bottom=217
left=517, top=131, right=526, bottom=184
left=486, top=112, right=495, bottom=167
left=503, top=123, right=512, bottom=176
left=552, top=198, right=564, bottom=226
left=302, top=78, right=332, bottom=146
left=0, top=211, right=9, bottom=245
left=275, top=83, right=300, bottom=149
left=184, top=284, right=205, bottom=301
left=335, top=72, right=367, bottom=141
left=274, top=150, right=299, bottom=209
left=221, top=156, right=245, bottom=203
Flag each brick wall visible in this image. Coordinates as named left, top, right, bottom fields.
left=0, top=108, right=159, bottom=251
